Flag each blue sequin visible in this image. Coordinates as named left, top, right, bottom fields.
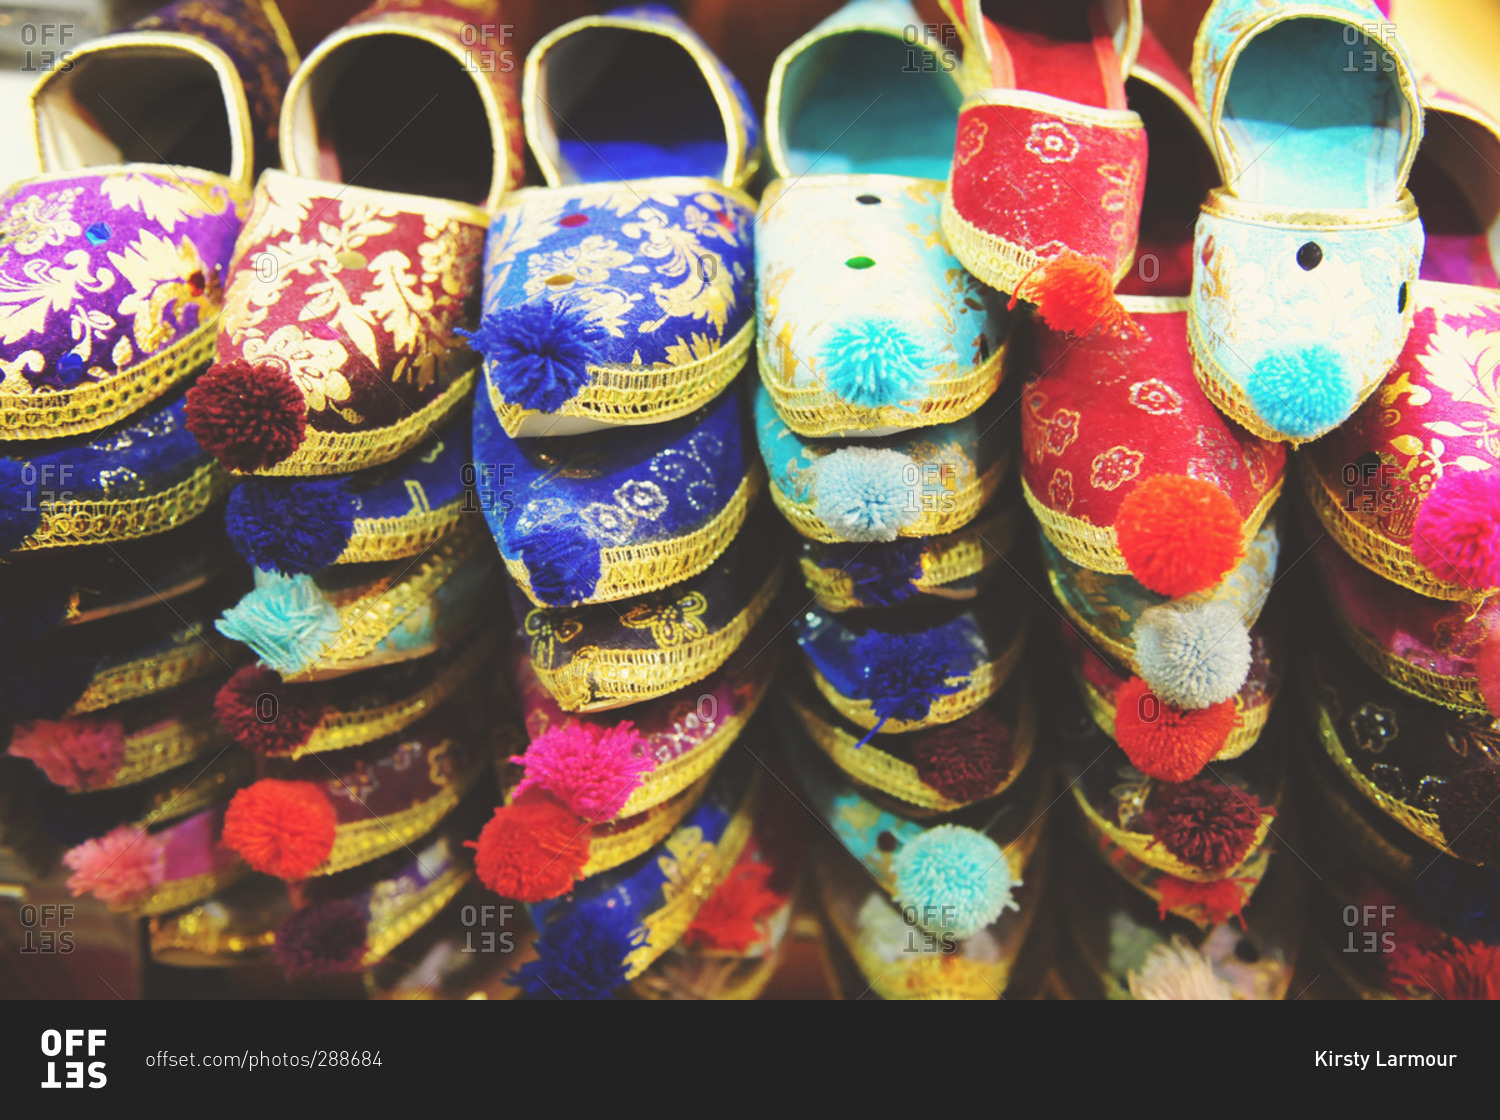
left=85, top=222, right=111, bottom=245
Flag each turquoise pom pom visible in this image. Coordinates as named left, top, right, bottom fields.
left=812, top=447, right=920, bottom=541
left=892, top=824, right=1018, bottom=939
left=820, top=320, right=932, bottom=409
left=1245, top=344, right=1355, bottom=440
left=216, top=571, right=341, bottom=676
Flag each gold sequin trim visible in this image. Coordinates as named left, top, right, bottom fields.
left=1070, top=781, right=1272, bottom=882
left=336, top=501, right=466, bottom=566
left=68, top=632, right=229, bottom=715
left=82, top=714, right=226, bottom=792
left=581, top=773, right=710, bottom=878
left=507, top=469, right=761, bottom=608
left=489, top=317, right=753, bottom=435
left=536, top=564, right=782, bottom=713
left=132, top=864, right=248, bottom=918
left=1333, top=610, right=1487, bottom=714
left=362, top=866, right=472, bottom=966
left=17, top=462, right=232, bottom=550
left=1070, top=662, right=1270, bottom=762
left=250, top=368, right=477, bottom=477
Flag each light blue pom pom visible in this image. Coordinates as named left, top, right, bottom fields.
left=216, top=570, right=341, bottom=676
left=1245, top=344, right=1355, bottom=440
left=812, top=446, right=920, bottom=541
left=1133, top=601, right=1251, bottom=709
left=820, top=320, right=932, bottom=409
left=892, top=824, right=1018, bottom=939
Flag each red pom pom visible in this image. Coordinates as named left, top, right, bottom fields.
left=1388, top=941, right=1500, bottom=1001
left=466, top=798, right=591, bottom=902
left=1142, top=778, right=1269, bottom=874
left=222, top=779, right=337, bottom=879
left=185, top=360, right=306, bottom=472
left=910, top=709, right=1014, bottom=802
left=1412, top=469, right=1500, bottom=590
left=684, top=859, right=785, bottom=953
left=1436, top=769, right=1500, bottom=864
left=1116, top=474, right=1246, bottom=597
left=1156, top=875, right=1251, bottom=926
left=215, top=666, right=326, bottom=755
left=1113, top=677, right=1237, bottom=782
left=1013, top=250, right=1136, bottom=338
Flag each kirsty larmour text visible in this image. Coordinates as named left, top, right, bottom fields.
left=1314, top=1052, right=1457, bottom=1069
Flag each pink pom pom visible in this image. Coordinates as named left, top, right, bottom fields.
left=1478, top=638, right=1500, bottom=719
left=7, top=718, right=126, bottom=790
left=510, top=720, right=656, bottom=821
left=62, top=826, right=165, bottom=908
left=1413, top=470, right=1500, bottom=590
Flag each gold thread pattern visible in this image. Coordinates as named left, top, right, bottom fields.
left=1333, top=610, right=1488, bottom=714
left=312, top=759, right=484, bottom=878
left=89, top=714, right=226, bottom=791
left=17, top=462, right=232, bottom=550
left=131, top=864, right=248, bottom=918
left=581, top=774, right=710, bottom=877
left=67, top=633, right=230, bottom=714
left=336, top=500, right=466, bottom=566
left=362, top=866, right=471, bottom=965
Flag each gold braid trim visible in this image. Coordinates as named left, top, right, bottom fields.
left=581, top=774, right=710, bottom=878
left=1069, top=662, right=1270, bottom=762
left=68, top=635, right=229, bottom=714
left=802, top=504, right=1021, bottom=611
left=623, top=769, right=760, bottom=980
left=1333, top=610, right=1488, bottom=714
left=0, top=318, right=217, bottom=441
left=537, top=565, right=782, bottom=713
left=1299, top=457, right=1477, bottom=602
left=87, top=715, right=226, bottom=791
left=1048, top=571, right=1135, bottom=665
left=808, top=617, right=1028, bottom=735
left=131, top=864, right=249, bottom=918
left=17, top=462, right=232, bottom=550
left=489, top=317, right=753, bottom=435
left=1024, top=474, right=1283, bottom=576
left=361, top=866, right=472, bottom=966
left=1070, top=780, right=1272, bottom=882
left=757, top=330, right=1008, bottom=438
left=508, top=469, right=760, bottom=608
left=250, top=367, right=477, bottom=477
left=771, top=447, right=1010, bottom=544
left=312, top=759, right=483, bottom=878
left=336, top=501, right=466, bottom=566
left=789, top=683, right=1037, bottom=811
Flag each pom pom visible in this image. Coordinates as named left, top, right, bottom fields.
left=273, top=899, right=369, bottom=976
left=184, top=359, right=307, bottom=472
left=1015, top=250, right=1136, bottom=337
left=509, top=903, right=639, bottom=1000
left=910, top=708, right=1014, bottom=802
left=1388, top=941, right=1500, bottom=1000
left=460, top=300, right=605, bottom=413
left=214, top=665, right=326, bottom=755
left=1142, top=778, right=1269, bottom=874
left=1116, top=474, right=1245, bottom=597
left=1478, top=638, right=1500, bottom=720
left=684, top=859, right=784, bottom=952
left=812, top=447, right=921, bottom=542
left=7, top=717, right=125, bottom=790
left=225, top=477, right=357, bottom=575
left=510, top=720, right=654, bottom=820
left=216, top=572, right=340, bottom=677
left=467, top=798, right=591, bottom=902
left=819, top=320, right=932, bottom=409
left=222, top=779, right=337, bottom=879
left=1437, top=769, right=1500, bottom=864
left=1244, top=345, right=1354, bottom=440
left=1412, top=469, right=1500, bottom=591
left=1113, top=677, right=1237, bottom=782
left=1410, top=861, right=1500, bottom=944
left=0, top=457, right=42, bottom=552
left=512, top=526, right=601, bottom=607
left=1127, top=936, right=1233, bottom=1000
left=1134, top=601, right=1251, bottom=710
left=817, top=539, right=924, bottom=608
left=62, top=825, right=165, bottom=907
left=1156, top=875, right=1251, bottom=926
left=892, top=824, right=1018, bottom=938
left=848, top=627, right=972, bottom=727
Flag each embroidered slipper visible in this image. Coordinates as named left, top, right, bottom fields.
left=505, top=742, right=760, bottom=999
left=795, top=577, right=1029, bottom=738
left=1189, top=0, right=1425, bottom=443
left=0, top=1, right=296, bottom=441
left=215, top=521, right=499, bottom=681
left=466, top=6, right=758, bottom=439
left=0, top=389, right=231, bottom=554
left=40, top=744, right=251, bottom=841
left=939, top=0, right=1146, bottom=335
left=511, top=504, right=784, bottom=713
left=185, top=0, right=524, bottom=476
left=756, top=379, right=1013, bottom=543
left=223, top=406, right=471, bottom=576
left=475, top=378, right=756, bottom=609
left=220, top=692, right=489, bottom=880
left=756, top=1, right=1011, bottom=438
left=148, top=875, right=291, bottom=967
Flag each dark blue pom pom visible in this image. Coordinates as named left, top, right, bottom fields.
left=849, top=627, right=973, bottom=725
left=0, top=458, right=43, bottom=553
left=225, top=477, right=357, bottom=576
left=509, top=903, right=638, bottom=1000
left=1411, top=860, right=1500, bottom=944
left=459, top=300, right=605, bottom=413
left=513, top=526, right=601, bottom=607
left=820, top=539, right=925, bottom=608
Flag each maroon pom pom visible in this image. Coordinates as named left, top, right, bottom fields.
left=273, top=898, right=368, bottom=976
left=1437, top=769, right=1500, bottom=864
left=185, top=360, right=307, bottom=472
left=214, top=666, right=326, bottom=755
left=909, top=709, right=1014, bottom=802
left=1141, top=779, right=1269, bottom=874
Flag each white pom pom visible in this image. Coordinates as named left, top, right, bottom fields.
left=1133, top=601, right=1251, bottom=710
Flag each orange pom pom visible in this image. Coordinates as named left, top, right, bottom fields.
left=1013, top=250, right=1136, bottom=338
left=222, top=779, right=337, bottom=880
left=1116, top=474, right=1245, bottom=597
left=467, top=798, right=591, bottom=902
left=1156, top=875, right=1251, bottom=926
left=1112, top=677, right=1237, bottom=782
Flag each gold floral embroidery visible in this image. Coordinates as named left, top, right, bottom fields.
left=1128, top=378, right=1183, bottom=415
left=100, top=175, right=227, bottom=233
left=0, top=189, right=82, bottom=255
left=622, top=591, right=708, bottom=647
left=1049, top=468, right=1074, bottom=513
left=0, top=249, right=114, bottom=347
left=524, top=611, right=583, bottom=666
left=1090, top=445, right=1144, bottom=491
left=109, top=231, right=219, bottom=354
left=241, top=324, right=351, bottom=412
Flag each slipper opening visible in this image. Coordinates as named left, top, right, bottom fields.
left=1408, top=109, right=1500, bottom=286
